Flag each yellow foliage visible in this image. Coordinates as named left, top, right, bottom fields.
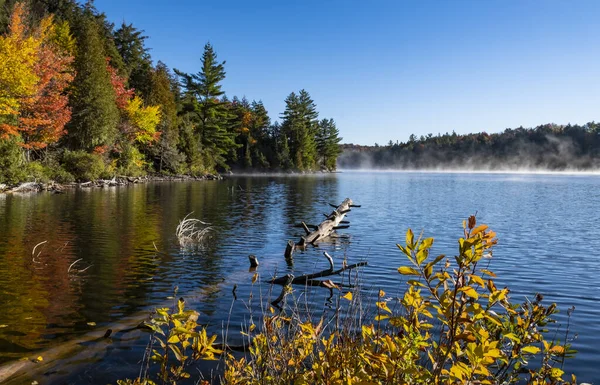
left=0, top=3, right=46, bottom=119
left=125, top=96, right=162, bottom=144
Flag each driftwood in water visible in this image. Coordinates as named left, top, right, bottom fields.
left=270, top=252, right=367, bottom=286
left=288, top=198, right=358, bottom=258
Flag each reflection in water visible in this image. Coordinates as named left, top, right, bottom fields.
left=0, top=173, right=599, bottom=384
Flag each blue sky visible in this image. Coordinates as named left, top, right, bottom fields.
left=95, top=0, right=600, bottom=145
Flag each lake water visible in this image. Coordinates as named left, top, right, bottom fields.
left=0, top=171, right=599, bottom=383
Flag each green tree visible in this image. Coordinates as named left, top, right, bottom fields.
left=66, top=16, right=118, bottom=151
left=175, top=42, right=238, bottom=171
left=280, top=89, right=318, bottom=170
left=316, top=118, right=342, bottom=170
left=148, top=61, right=182, bottom=172
left=114, top=22, right=152, bottom=100
left=250, top=100, right=271, bottom=168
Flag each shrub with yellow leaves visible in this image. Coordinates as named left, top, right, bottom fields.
left=119, top=216, right=577, bottom=385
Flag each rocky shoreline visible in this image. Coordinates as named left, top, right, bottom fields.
left=0, top=174, right=223, bottom=194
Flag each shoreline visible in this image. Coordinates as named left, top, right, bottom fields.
left=0, top=173, right=223, bottom=195
left=0, top=169, right=342, bottom=195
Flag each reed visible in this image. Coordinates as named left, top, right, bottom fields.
left=176, top=212, right=212, bottom=248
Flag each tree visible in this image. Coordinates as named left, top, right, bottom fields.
left=17, top=17, right=75, bottom=152
left=114, top=22, right=152, bottom=100
left=249, top=100, right=271, bottom=168
left=0, top=2, right=75, bottom=154
left=280, top=89, right=319, bottom=170
left=147, top=61, right=182, bottom=172
left=66, top=15, right=119, bottom=151
left=316, top=118, right=342, bottom=170
left=0, top=2, right=41, bottom=125
left=175, top=43, right=238, bottom=171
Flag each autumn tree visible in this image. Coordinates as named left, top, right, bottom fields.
left=18, top=18, right=75, bottom=152
left=0, top=2, right=41, bottom=128
left=0, top=2, right=75, bottom=156
left=106, top=59, right=161, bottom=174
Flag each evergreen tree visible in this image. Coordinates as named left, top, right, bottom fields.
left=148, top=61, right=182, bottom=172
left=81, top=1, right=125, bottom=74
left=66, top=16, right=118, bottom=151
left=316, top=118, right=342, bottom=170
left=175, top=42, right=238, bottom=171
left=114, top=22, right=152, bottom=100
left=250, top=100, right=270, bottom=168
left=280, top=89, right=318, bottom=170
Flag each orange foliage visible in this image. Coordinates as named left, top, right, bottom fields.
left=0, top=4, right=75, bottom=149
left=19, top=25, right=75, bottom=149
left=107, top=60, right=134, bottom=110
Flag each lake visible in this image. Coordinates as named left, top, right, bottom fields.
left=0, top=171, right=599, bottom=383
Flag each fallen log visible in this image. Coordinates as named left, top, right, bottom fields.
left=270, top=252, right=367, bottom=285
left=294, top=198, right=356, bottom=250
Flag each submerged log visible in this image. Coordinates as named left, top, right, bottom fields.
left=295, top=198, right=355, bottom=250
left=270, top=252, right=367, bottom=286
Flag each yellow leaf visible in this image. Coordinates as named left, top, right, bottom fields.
left=398, top=266, right=420, bottom=275
left=522, top=346, right=540, bottom=354
left=459, top=286, right=479, bottom=299
left=86, top=322, right=96, bottom=326
left=406, top=229, right=414, bottom=249
left=376, top=301, right=392, bottom=314
left=36, top=356, right=43, bottom=362
left=342, top=292, right=353, bottom=301
left=469, top=275, right=485, bottom=287
left=378, top=289, right=386, bottom=297
left=252, top=273, right=258, bottom=284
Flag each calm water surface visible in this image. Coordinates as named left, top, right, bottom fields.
left=0, top=171, right=599, bottom=383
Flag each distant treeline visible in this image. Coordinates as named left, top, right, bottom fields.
left=339, top=122, right=600, bottom=170
left=0, top=0, right=342, bottom=185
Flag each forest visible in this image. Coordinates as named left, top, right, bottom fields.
left=0, top=0, right=343, bottom=185
left=339, top=123, right=600, bottom=170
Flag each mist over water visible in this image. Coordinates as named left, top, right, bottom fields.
left=340, top=127, right=600, bottom=172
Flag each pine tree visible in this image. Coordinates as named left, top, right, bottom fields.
left=280, top=89, right=319, bottom=170
left=316, top=118, right=342, bottom=170
left=114, top=22, right=152, bottom=100
left=66, top=16, right=118, bottom=151
left=250, top=100, right=270, bottom=168
left=175, top=42, right=238, bottom=171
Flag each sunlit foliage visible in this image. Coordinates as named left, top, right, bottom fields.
left=119, top=218, right=577, bottom=385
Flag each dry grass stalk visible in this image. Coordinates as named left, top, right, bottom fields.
left=176, top=212, right=212, bottom=248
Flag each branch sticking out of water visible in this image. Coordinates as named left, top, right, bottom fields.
left=176, top=212, right=212, bottom=248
